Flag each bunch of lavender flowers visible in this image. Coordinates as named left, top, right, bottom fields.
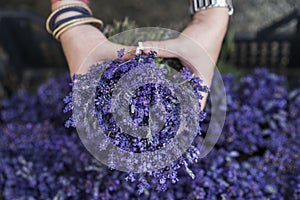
left=1, top=66, right=300, bottom=199
left=64, top=50, right=209, bottom=192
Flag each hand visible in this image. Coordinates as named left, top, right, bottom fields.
left=142, top=8, right=229, bottom=88
left=51, top=0, right=135, bottom=76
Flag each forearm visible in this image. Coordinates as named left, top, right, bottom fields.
left=183, top=8, right=229, bottom=109
left=51, top=1, right=107, bottom=75
left=183, top=8, right=229, bottom=63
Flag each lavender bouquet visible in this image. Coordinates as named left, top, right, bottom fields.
left=64, top=50, right=209, bottom=193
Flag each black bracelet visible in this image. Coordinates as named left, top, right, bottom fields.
left=53, top=13, right=92, bottom=31
left=49, top=7, right=92, bottom=32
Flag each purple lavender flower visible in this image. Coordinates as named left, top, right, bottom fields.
left=117, top=48, right=125, bottom=58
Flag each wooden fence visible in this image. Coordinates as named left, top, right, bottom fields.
left=227, top=9, right=300, bottom=70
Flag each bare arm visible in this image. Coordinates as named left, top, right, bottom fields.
left=51, top=0, right=135, bottom=76
left=142, top=8, right=229, bottom=109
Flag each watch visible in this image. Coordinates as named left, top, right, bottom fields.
left=190, top=0, right=234, bottom=16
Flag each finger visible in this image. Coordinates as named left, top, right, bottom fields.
left=105, top=43, right=137, bottom=60
left=141, top=40, right=178, bottom=58
left=82, top=42, right=136, bottom=67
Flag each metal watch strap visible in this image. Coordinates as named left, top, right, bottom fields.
left=190, top=0, right=234, bottom=16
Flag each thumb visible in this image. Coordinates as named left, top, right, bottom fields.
left=141, top=40, right=178, bottom=58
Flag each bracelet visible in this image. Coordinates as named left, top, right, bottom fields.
left=46, top=3, right=103, bottom=41
left=189, top=0, right=234, bottom=16
left=54, top=17, right=103, bottom=40
left=48, top=7, right=92, bottom=33
left=53, top=14, right=91, bottom=30
left=52, top=16, right=98, bottom=36
left=46, top=4, right=92, bottom=34
left=51, top=0, right=90, bottom=5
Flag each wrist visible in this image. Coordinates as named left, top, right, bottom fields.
left=51, top=0, right=89, bottom=5
left=180, top=8, right=230, bottom=67
left=192, top=8, right=229, bottom=28
left=51, top=0, right=89, bottom=11
left=187, top=8, right=229, bottom=42
left=190, top=0, right=234, bottom=16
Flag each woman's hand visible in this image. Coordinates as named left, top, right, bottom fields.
left=51, top=0, right=135, bottom=76
left=141, top=8, right=229, bottom=109
left=142, top=8, right=229, bottom=88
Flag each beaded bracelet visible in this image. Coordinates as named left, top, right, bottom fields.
left=51, top=0, right=90, bottom=5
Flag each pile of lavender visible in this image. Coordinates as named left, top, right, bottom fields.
left=1, top=59, right=299, bottom=199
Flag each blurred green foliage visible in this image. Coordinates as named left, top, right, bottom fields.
left=104, top=17, right=137, bottom=38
